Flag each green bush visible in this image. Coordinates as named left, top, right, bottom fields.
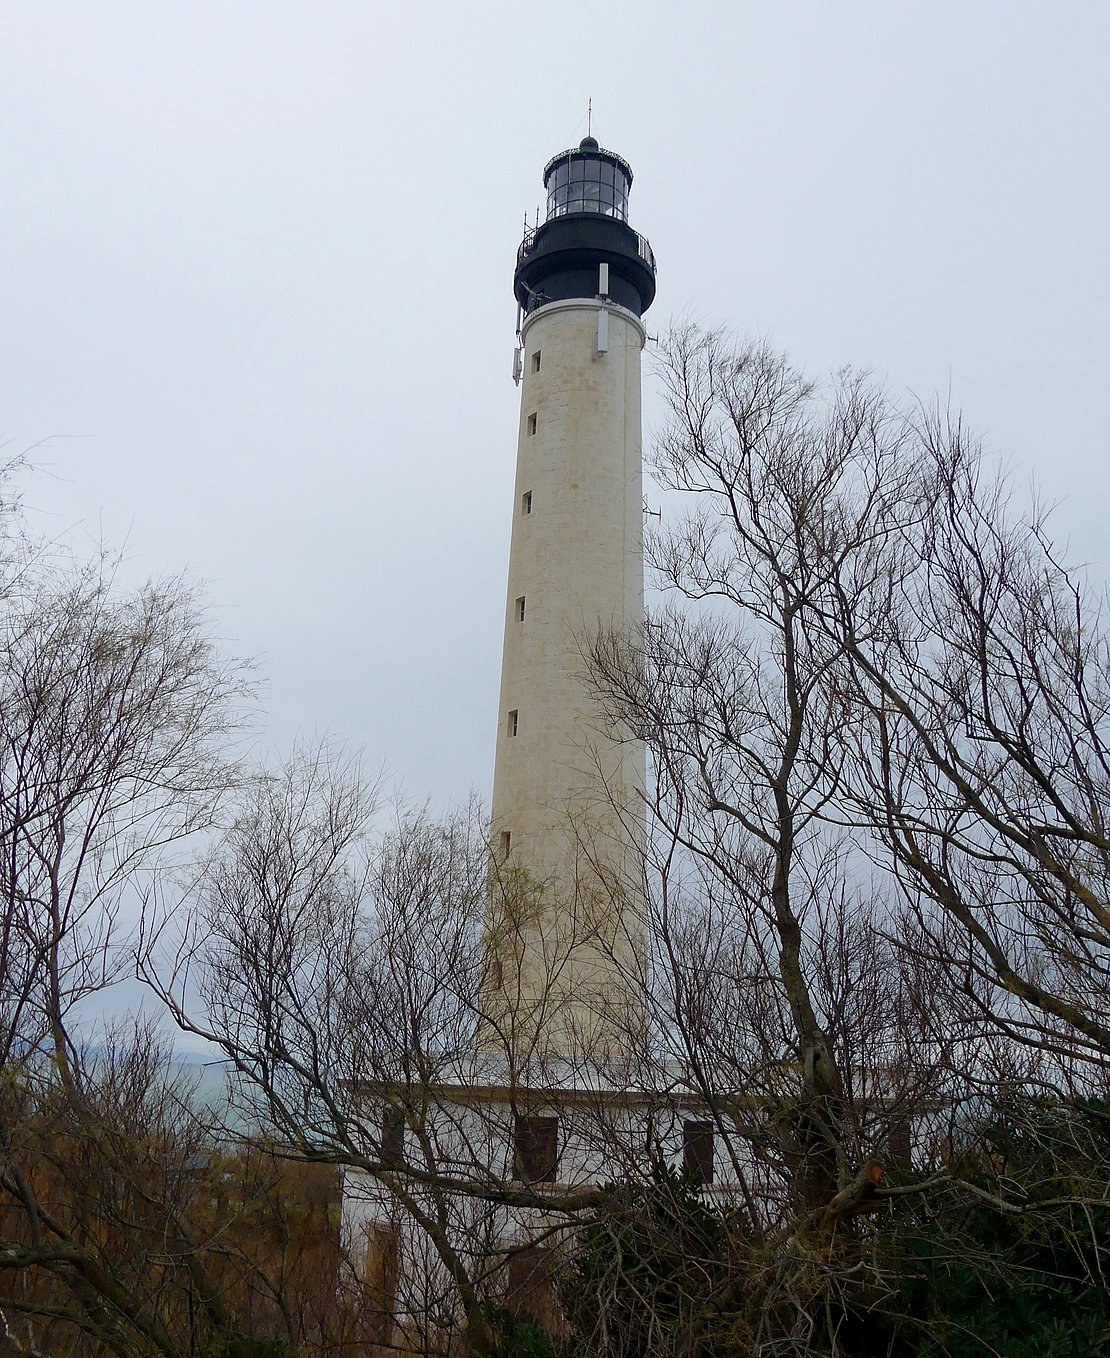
left=888, top=1099, right=1110, bottom=1356
left=559, top=1163, right=736, bottom=1358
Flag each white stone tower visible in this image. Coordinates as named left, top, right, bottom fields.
left=487, top=137, right=657, bottom=1057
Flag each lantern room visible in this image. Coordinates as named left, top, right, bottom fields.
left=543, top=137, right=632, bottom=222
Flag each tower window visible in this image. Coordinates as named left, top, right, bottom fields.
left=499, top=830, right=511, bottom=859
left=522, top=491, right=532, bottom=515
left=526, top=413, right=537, bottom=436
left=381, top=1106, right=405, bottom=1168
left=531, top=351, right=541, bottom=374
left=507, top=709, right=518, bottom=737
left=683, top=1121, right=715, bottom=1186
left=516, top=596, right=526, bottom=622
left=887, top=1120, right=912, bottom=1163
left=507, top=1246, right=553, bottom=1319
left=514, top=1115, right=559, bottom=1183
left=363, top=1223, right=400, bottom=1346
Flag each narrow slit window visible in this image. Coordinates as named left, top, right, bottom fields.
left=514, top=1115, right=559, bottom=1183
left=531, top=350, right=541, bottom=373
left=526, top=412, right=537, bottom=436
left=381, top=1106, right=405, bottom=1169
left=683, top=1121, right=715, bottom=1186
left=507, top=709, right=518, bottom=737
left=516, top=596, right=526, bottom=622
left=499, top=830, right=511, bottom=859
left=507, top=1247, right=551, bottom=1316
left=522, top=490, right=533, bottom=515
left=363, top=1224, right=399, bottom=1344
left=888, top=1120, right=912, bottom=1163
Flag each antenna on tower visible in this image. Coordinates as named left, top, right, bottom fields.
left=587, top=97, right=592, bottom=137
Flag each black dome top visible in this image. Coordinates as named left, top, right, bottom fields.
left=579, top=135, right=599, bottom=150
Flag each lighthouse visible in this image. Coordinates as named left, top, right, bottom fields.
left=487, top=136, right=657, bottom=1058
left=341, top=141, right=707, bottom=1339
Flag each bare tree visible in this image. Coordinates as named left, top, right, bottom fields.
left=580, top=327, right=1110, bottom=1353
left=0, top=485, right=261, bottom=1355
left=148, top=753, right=548, bottom=1353
left=592, top=334, right=933, bottom=1169
left=0, top=551, right=250, bottom=1069
left=828, top=409, right=1110, bottom=1081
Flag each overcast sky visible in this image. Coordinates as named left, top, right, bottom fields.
left=5, top=1, right=1109, bottom=811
